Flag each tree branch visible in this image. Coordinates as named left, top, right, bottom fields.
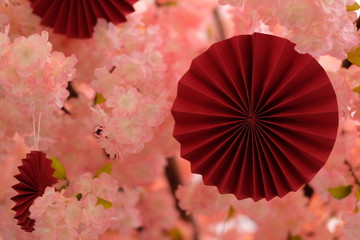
left=165, top=157, right=199, bottom=240
left=213, top=8, right=226, bottom=41
left=344, top=159, right=360, bottom=186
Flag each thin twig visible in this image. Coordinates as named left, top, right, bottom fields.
left=344, top=159, right=360, bottom=186
left=165, top=157, right=199, bottom=240
left=213, top=8, right=226, bottom=41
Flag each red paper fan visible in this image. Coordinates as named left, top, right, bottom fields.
left=171, top=33, right=338, bottom=201
left=11, top=151, right=57, bottom=232
left=29, top=0, right=138, bottom=38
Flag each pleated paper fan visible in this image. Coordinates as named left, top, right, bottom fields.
left=29, top=0, right=138, bottom=38
left=11, top=151, right=57, bottom=232
left=171, top=33, right=338, bottom=201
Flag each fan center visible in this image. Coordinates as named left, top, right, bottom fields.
left=247, top=114, right=256, bottom=120
left=246, top=114, right=258, bottom=125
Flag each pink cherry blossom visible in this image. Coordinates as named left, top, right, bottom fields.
left=92, top=173, right=119, bottom=203
left=0, top=30, right=77, bottom=114
left=343, top=203, right=360, bottom=239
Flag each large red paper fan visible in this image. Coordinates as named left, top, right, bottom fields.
left=171, top=33, right=338, bottom=201
left=11, top=151, right=57, bottom=232
left=29, top=0, right=138, bottom=38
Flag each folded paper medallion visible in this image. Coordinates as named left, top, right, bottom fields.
left=172, top=33, right=339, bottom=201
left=11, top=151, right=57, bottom=232
left=29, top=0, right=138, bottom=38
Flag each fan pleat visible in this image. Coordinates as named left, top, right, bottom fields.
left=256, top=128, right=293, bottom=196
left=257, top=127, right=307, bottom=191
left=11, top=196, right=36, bottom=215
left=66, top=0, right=77, bottom=37
left=217, top=127, right=249, bottom=193
left=12, top=182, right=36, bottom=193
left=188, top=125, right=247, bottom=174
left=231, top=36, right=253, bottom=108
left=82, top=0, right=97, bottom=37
left=22, top=218, right=34, bottom=231
left=209, top=44, right=249, bottom=113
left=89, top=0, right=110, bottom=21
left=180, top=123, right=245, bottom=160
left=98, top=1, right=126, bottom=23
left=110, top=0, right=136, bottom=15
left=259, top=113, right=338, bottom=140
left=41, top=0, right=62, bottom=26
left=256, top=55, right=314, bottom=114
left=173, top=90, right=242, bottom=119
left=253, top=125, right=278, bottom=200
left=235, top=127, right=254, bottom=199
left=19, top=164, right=37, bottom=186
left=261, top=122, right=334, bottom=160
left=258, top=123, right=327, bottom=174
left=33, top=153, right=43, bottom=187
left=177, top=79, right=245, bottom=114
left=190, top=55, right=247, bottom=112
left=259, top=83, right=334, bottom=117
left=250, top=126, right=265, bottom=201
left=173, top=118, right=245, bottom=137
left=31, top=0, right=56, bottom=18
left=53, top=0, right=70, bottom=35
left=30, top=0, right=138, bottom=38
left=76, top=1, right=87, bottom=38
left=15, top=171, right=35, bottom=188
left=202, top=125, right=248, bottom=186
left=27, top=153, right=42, bottom=187
left=172, top=110, right=242, bottom=124
left=251, top=33, right=270, bottom=114
left=252, top=36, right=288, bottom=114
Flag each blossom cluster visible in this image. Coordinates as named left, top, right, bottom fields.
left=0, top=28, right=77, bottom=114
left=91, top=24, right=170, bottom=158
left=221, top=0, right=360, bottom=59
left=30, top=172, right=141, bottom=240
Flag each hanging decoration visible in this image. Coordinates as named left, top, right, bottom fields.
left=11, top=151, right=57, bottom=232
left=172, top=32, right=339, bottom=201
left=28, top=0, right=139, bottom=38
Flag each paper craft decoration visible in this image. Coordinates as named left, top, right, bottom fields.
left=11, top=151, right=57, bottom=232
left=29, top=0, right=138, bottom=38
left=171, top=33, right=338, bottom=201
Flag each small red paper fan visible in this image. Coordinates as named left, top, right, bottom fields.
left=29, top=0, right=138, bottom=38
left=11, top=151, right=57, bottom=232
left=171, top=33, right=339, bottom=201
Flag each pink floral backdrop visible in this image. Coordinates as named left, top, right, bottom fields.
left=1, top=0, right=360, bottom=239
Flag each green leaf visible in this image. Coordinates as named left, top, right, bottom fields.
left=353, top=86, right=360, bottom=94
left=348, top=47, right=360, bottom=67
left=94, top=163, right=112, bottom=178
left=96, top=197, right=113, bottom=209
left=156, top=0, right=178, bottom=6
left=95, top=93, right=106, bottom=104
left=347, top=2, right=360, bottom=11
left=168, top=228, right=183, bottom=240
left=327, top=185, right=353, bottom=199
left=226, top=205, right=236, bottom=220
left=76, top=193, right=82, bottom=201
left=355, top=186, right=360, bottom=201
left=50, top=156, right=67, bottom=180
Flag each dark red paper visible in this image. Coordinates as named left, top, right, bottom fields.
left=171, top=33, right=339, bottom=201
left=11, top=151, right=57, bottom=232
left=29, top=0, right=138, bottom=38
